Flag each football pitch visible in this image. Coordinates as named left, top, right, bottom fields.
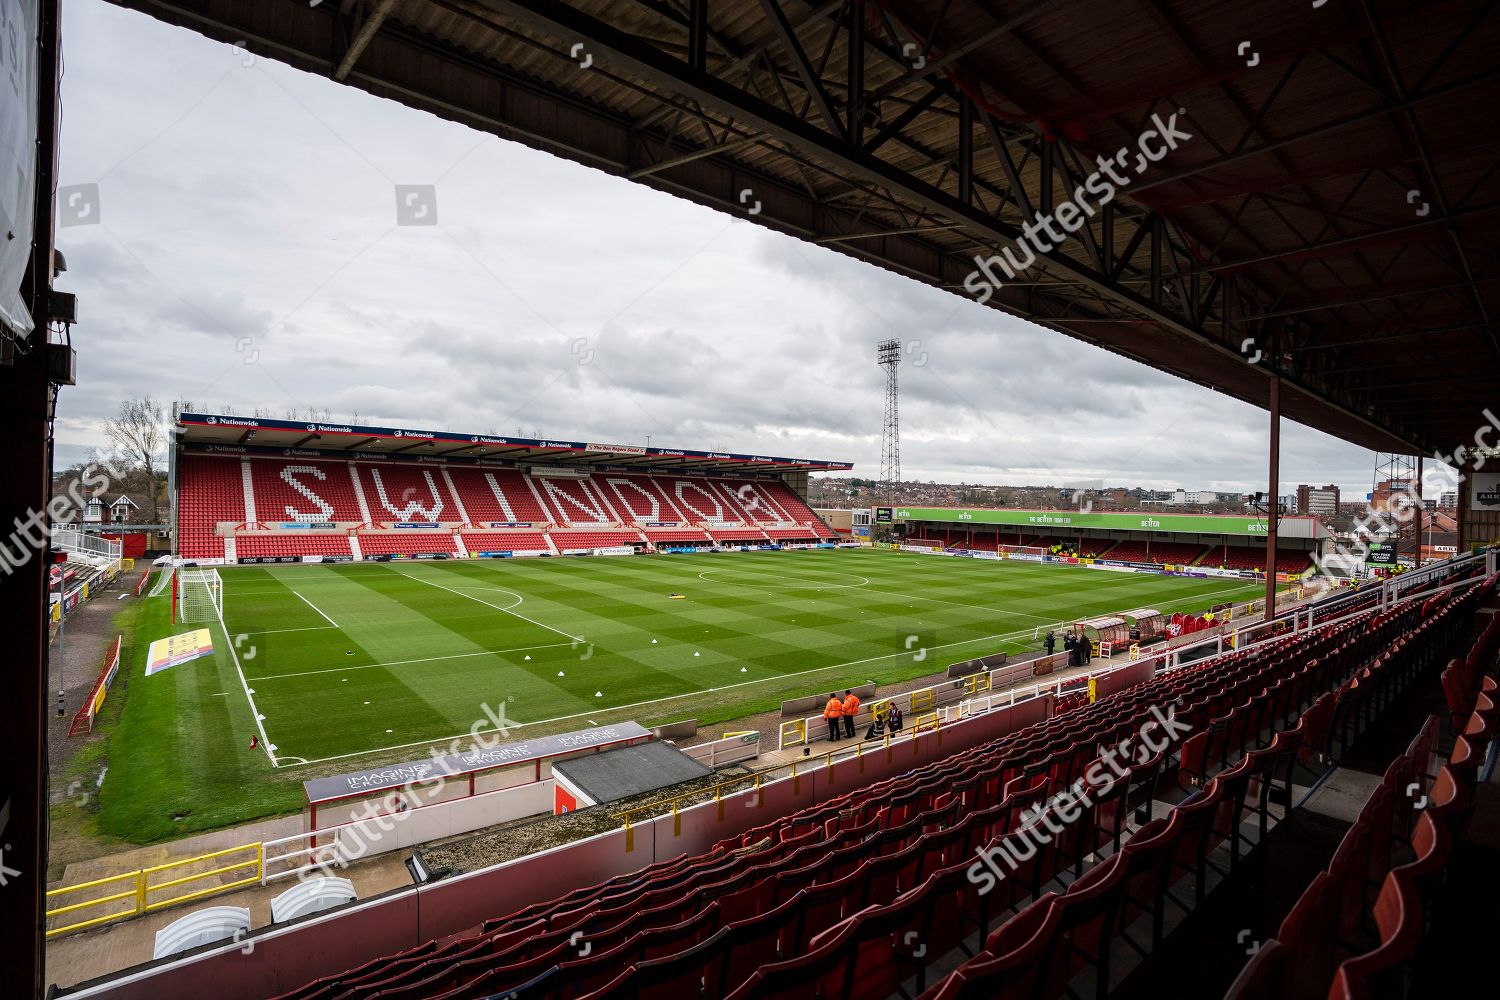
left=191, top=549, right=1270, bottom=767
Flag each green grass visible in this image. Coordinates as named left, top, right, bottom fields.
left=82, top=592, right=305, bottom=845
left=90, top=548, right=1268, bottom=843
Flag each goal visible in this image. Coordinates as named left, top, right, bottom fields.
left=174, top=568, right=224, bottom=624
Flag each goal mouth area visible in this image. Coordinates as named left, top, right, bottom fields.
left=174, top=567, right=224, bottom=625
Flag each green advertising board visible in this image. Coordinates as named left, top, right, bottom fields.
left=892, top=507, right=1280, bottom=537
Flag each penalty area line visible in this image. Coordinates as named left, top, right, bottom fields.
left=250, top=641, right=576, bottom=681
left=210, top=589, right=278, bottom=768
left=292, top=590, right=339, bottom=628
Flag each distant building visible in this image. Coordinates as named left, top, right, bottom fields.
left=1296, top=484, right=1341, bottom=518
left=1170, top=491, right=1218, bottom=509
left=1372, top=479, right=1419, bottom=514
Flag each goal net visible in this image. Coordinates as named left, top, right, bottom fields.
left=1000, top=544, right=1050, bottom=560
left=147, top=565, right=175, bottom=598
left=176, top=568, right=224, bottom=624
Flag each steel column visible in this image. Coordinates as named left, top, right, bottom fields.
left=1264, top=374, right=1280, bottom=622
left=1, top=2, right=61, bottom=995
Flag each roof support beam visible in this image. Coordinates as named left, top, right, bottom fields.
left=757, top=0, right=843, bottom=134
left=626, top=134, right=763, bottom=178
left=1209, top=201, right=1500, bottom=271
left=334, top=0, right=397, bottom=81
left=1129, top=67, right=1500, bottom=195
left=1361, top=0, right=1499, bottom=357
left=476, top=0, right=1210, bottom=339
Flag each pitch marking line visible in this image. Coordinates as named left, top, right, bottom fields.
left=282, top=624, right=1039, bottom=769
left=292, top=590, right=340, bottom=628
left=862, top=587, right=1056, bottom=622
left=388, top=566, right=582, bottom=642
left=236, top=625, right=339, bottom=637
left=694, top=565, right=1053, bottom=623
left=251, top=641, right=576, bottom=681
left=209, top=589, right=278, bottom=767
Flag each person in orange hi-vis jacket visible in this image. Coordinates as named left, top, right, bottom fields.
left=842, top=690, right=861, bottom=740
left=824, top=693, right=844, bottom=742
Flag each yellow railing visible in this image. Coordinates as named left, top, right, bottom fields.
left=778, top=718, right=807, bottom=748
left=910, top=688, right=934, bottom=713
left=45, top=842, right=263, bottom=938
left=963, top=672, right=991, bottom=697
left=911, top=712, right=941, bottom=734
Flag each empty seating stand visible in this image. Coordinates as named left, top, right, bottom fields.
left=1095, top=542, right=1207, bottom=566
left=177, top=455, right=242, bottom=559
left=235, top=534, right=353, bottom=560
left=458, top=532, right=551, bottom=555
left=269, top=574, right=1492, bottom=1000
left=1211, top=547, right=1314, bottom=574
left=549, top=529, right=644, bottom=551
left=177, top=454, right=838, bottom=563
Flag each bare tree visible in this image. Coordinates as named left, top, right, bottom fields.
left=104, top=396, right=166, bottom=523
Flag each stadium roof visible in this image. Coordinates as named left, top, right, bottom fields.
left=175, top=411, right=853, bottom=473
left=109, top=1, right=1500, bottom=460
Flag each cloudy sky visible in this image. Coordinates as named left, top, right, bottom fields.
left=52, top=0, right=1392, bottom=496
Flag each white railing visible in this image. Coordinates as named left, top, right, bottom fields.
left=1384, top=549, right=1487, bottom=601
left=261, top=829, right=349, bottom=885
left=681, top=732, right=761, bottom=768
left=51, top=526, right=122, bottom=566
left=776, top=550, right=1490, bottom=752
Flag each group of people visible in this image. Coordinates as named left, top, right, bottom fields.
left=1048, top=544, right=1100, bottom=559
left=1043, top=629, right=1094, bottom=668
left=822, top=689, right=904, bottom=742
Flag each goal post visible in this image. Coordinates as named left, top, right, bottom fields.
left=175, top=568, right=224, bottom=624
